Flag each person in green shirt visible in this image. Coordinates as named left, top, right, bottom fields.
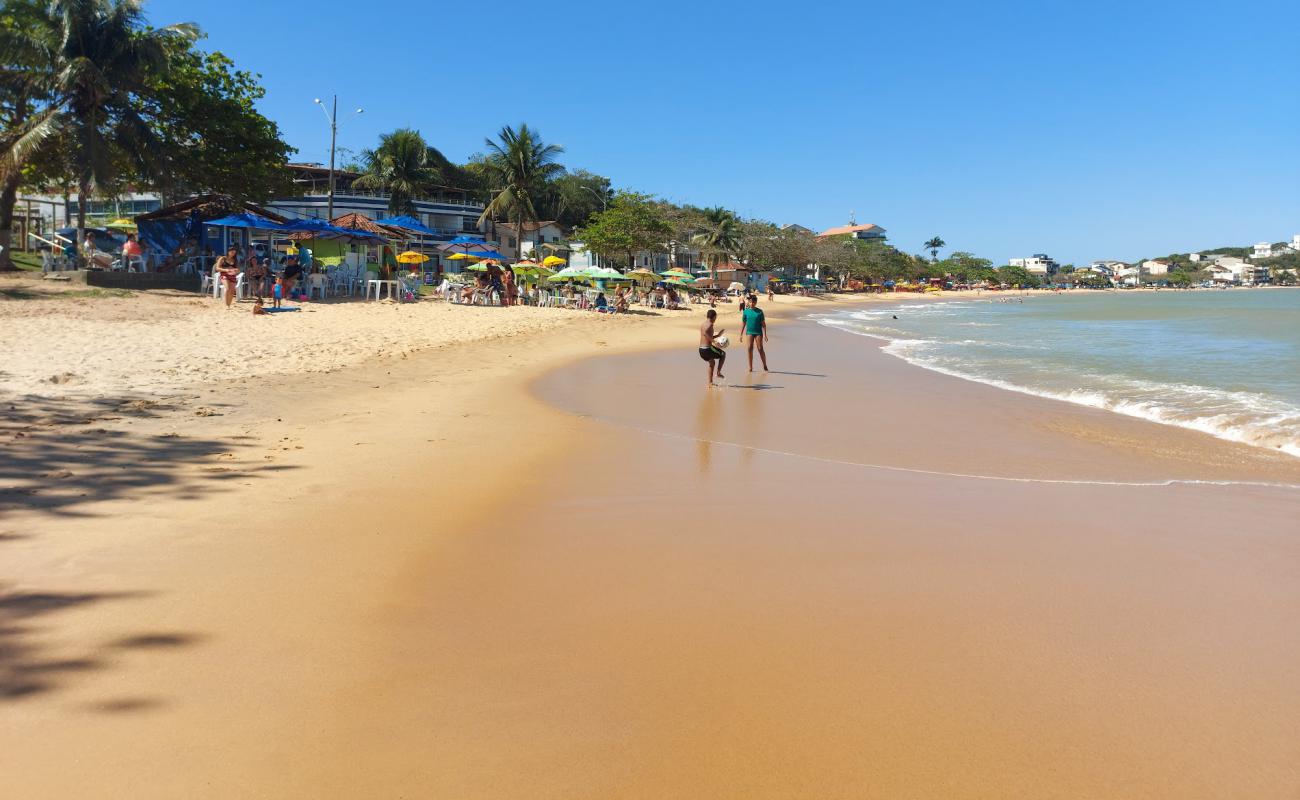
left=741, top=294, right=769, bottom=372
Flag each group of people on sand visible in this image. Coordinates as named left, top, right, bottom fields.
left=699, top=294, right=769, bottom=387
left=214, top=245, right=304, bottom=310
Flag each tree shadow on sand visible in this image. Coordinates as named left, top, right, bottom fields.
left=0, top=579, right=204, bottom=711
left=0, top=394, right=296, bottom=519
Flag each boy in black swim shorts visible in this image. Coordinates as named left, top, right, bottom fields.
left=699, top=309, right=727, bottom=386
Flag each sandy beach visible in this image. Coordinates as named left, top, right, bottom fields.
left=3, top=283, right=1299, bottom=798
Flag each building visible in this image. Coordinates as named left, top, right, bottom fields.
left=817, top=222, right=887, bottom=242
left=267, top=163, right=484, bottom=240
left=781, top=223, right=815, bottom=236
left=1188, top=252, right=1202, bottom=262
left=1253, top=241, right=1275, bottom=259
left=1211, top=256, right=1270, bottom=285
left=1009, top=253, right=1061, bottom=276
left=1142, top=260, right=1172, bottom=275
left=492, top=220, right=567, bottom=258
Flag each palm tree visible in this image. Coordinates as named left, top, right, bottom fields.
left=477, top=124, right=565, bottom=260
left=352, top=128, right=440, bottom=215
left=691, top=206, right=741, bottom=279
left=924, top=236, right=946, bottom=261
left=0, top=0, right=62, bottom=270
left=43, top=0, right=197, bottom=263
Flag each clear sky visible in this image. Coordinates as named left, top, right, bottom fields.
left=150, top=0, right=1298, bottom=266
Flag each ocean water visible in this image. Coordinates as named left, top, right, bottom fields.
left=816, top=290, right=1300, bottom=458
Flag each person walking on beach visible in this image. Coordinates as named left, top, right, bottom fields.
left=215, top=246, right=241, bottom=308
left=699, top=309, right=727, bottom=387
left=741, top=294, right=769, bottom=371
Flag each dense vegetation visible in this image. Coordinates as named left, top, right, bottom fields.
left=0, top=0, right=294, bottom=269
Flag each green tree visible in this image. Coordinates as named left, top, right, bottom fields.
left=43, top=0, right=199, bottom=261
left=546, top=169, right=610, bottom=230
left=690, top=206, right=741, bottom=278
left=924, top=236, right=945, bottom=261
left=142, top=42, right=294, bottom=204
left=477, top=123, right=565, bottom=260
left=353, top=128, right=440, bottom=215
left=0, top=0, right=61, bottom=269
left=997, top=264, right=1041, bottom=288
left=575, top=191, right=671, bottom=270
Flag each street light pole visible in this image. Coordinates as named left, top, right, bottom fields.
left=315, top=96, right=363, bottom=220
left=327, top=95, right=337, bottom=219
left=581, top=185, right=607, bottom=212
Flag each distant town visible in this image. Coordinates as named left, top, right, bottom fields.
left=1008, top=235, right=1300, bottom=288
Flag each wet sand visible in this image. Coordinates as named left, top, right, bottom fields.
left=4, top=296, right=1299, bottom=797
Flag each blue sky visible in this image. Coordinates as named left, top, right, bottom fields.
left=151, top=0, right=1299, bottom=265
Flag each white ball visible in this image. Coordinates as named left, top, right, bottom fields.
left=713, top=335, right=730, bottom=349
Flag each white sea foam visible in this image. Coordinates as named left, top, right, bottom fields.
left=819, top=310, right=1300, bottom=459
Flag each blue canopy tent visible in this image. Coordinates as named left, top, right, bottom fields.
left=373, top=215, right=438, bottom=236
left=203, top=213, right=290, bottom=267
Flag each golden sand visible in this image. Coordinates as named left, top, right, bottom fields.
left=2, top=286, right=1298, bottom=798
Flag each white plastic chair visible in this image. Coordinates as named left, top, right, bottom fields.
left=215, top=273, right=245, bottom=301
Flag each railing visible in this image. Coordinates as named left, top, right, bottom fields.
left=292, top=188, right=484, bottom=209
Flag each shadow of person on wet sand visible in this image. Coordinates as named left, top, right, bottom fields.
left=0, top=394, right=297, bottom=519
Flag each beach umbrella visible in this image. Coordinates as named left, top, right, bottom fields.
left=106, top=217, right=136, bottom=231
left=447, top=252, right=480, bottom=261
left=397, top=251, right=429, bottom=264
left=660, top=268, right=693, bottom=279
left=728, top=281, right=746, bottom=292
left=626, top=268, right=659, bottom=283
left=542, top=255, right=566, bottom=267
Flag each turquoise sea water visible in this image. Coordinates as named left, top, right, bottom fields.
left=817, top=290, right=1300, bottom=457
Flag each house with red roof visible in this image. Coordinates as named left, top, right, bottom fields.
left=817, top=222, right=887, bottom=242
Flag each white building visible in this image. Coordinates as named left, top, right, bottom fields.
left=1211, top=256, right=1270, bottom=285
left=493, top=220, right=567, bottom=258
left=1008, top=253, right=1061, bottom=275
left=1142, top=260, right=1172, bottom=275
left=1188, top=252, right=1202, bottom=262
left=1253, top=241, right=1274, bottom=259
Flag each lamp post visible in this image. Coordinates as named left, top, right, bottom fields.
left=314, top=96, right=363, bottom=219
left=581, top=184, right=607, bottom=212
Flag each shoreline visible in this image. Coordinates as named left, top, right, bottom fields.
left=4, top=290, right=1299, bottom=797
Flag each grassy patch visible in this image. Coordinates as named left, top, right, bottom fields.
left=9, top=251, right=43, bottom=271
left=0, top=286, right=134, bottom=300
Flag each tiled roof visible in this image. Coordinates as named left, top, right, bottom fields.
left=818, top=223, right=884, bottom=238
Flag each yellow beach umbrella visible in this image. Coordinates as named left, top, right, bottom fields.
left=447, top=252, right=479, bottom=261
left=542, top=255, right=566, bottom=267
left=396, top=251, right=430, bottom=264
left=106, top=217, right=136, bottom=231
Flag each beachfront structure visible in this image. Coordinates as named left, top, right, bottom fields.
left=1253, top=242, right=1275, bottom=259
left=567, top=241, right=699, bottom=272
left=1210, top=256, right=1270, bottom=285
left=1009, top=254, right=1061, bottom=275
left=492, top=221, right=566, bottom=258
left=267, top=163, right=484, bottom=239
left=817, top=222, right=887, bottom=241
left=1142, top=260, right=1172, bottom=275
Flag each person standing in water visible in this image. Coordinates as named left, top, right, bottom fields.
left=741, top=294, right=769, bottom=371
left=698, top=309, right=727, bottom=387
